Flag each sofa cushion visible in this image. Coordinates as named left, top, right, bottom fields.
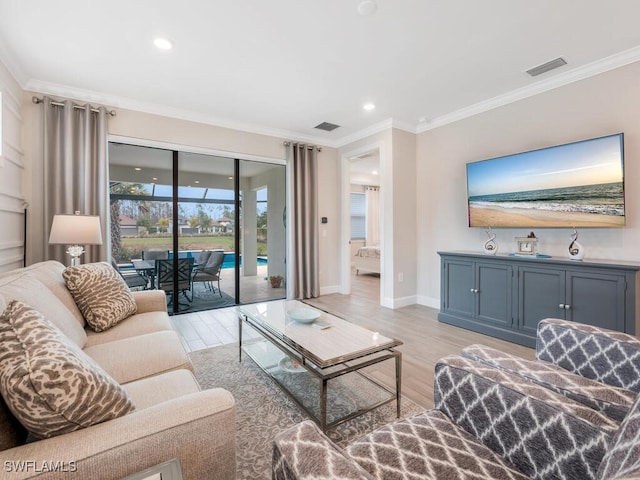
left=461, top=343, right=636, bottom=421
left=346, top=411, right=529, bottom=480
left=0, top=300, right=135, bottom=439
left=84, top=330, right=194, bottom=384
left=0, top=397, right=27, bottom=451
left=84, top=311, right=173, bottom=347
left=122, top=369, right=200, bottom=410
left=0, top=273, right=87, bottom=348
left=0, top=260, right=87, bottom=327
left=597, top=394, right=640, bottom=480
left=63, top=262, right=137, bottom=332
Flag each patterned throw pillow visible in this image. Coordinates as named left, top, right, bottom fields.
left=63, top=262, right=137, bottom=332
left=0, top=300, right=135, bottom=439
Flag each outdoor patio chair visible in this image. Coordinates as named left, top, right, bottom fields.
left=195, top=249, right=212, bottom=268
left=192, top=251, right=224, bottom=297
left=142, top=249, right=169, bottom=261
left=111, top=259, right=148, bottom=290
left=156, top=258, right=194, bottom=302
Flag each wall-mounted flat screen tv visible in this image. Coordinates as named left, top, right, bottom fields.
left=466, top=133, right=625, bottom=228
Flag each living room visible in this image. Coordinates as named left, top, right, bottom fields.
left=1, top=2, right=640, bottom=479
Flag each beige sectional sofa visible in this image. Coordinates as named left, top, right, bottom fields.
left=0, top=261, right=236, bottom=479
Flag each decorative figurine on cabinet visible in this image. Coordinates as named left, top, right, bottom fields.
left=514, top=231, right=538, bottom=257
left=568, top=227, right=584, bottom=260
left=483, top=226, right=498, bottom=255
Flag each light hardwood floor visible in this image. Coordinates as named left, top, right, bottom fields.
left=170, top=271, right=535, bottom=409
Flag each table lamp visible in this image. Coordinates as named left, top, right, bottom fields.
left=49, top=211, right=103, bottom=266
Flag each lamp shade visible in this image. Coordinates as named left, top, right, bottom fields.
left=49, top=213, right=103, bottom=245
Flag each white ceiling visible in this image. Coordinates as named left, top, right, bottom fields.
left=2, top=1, right=640, bottom=147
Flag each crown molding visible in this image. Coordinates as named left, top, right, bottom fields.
left=416, top=44, right=640, bottom=133
left=25, top=79, right=417, bottom=150
left=0, top=38, right=28, bottom=88
left=17, top=43, right=640, bottom=149
left=333, top=118, right=394, bottom=147
left=333, top=118, right=417, bottom=148
left=24, top=79, right=340, bottom=147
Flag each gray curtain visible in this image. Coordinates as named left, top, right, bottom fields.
left=43, top=97, right=109, bottom=264
left=287, top=143, right=320, bottom=299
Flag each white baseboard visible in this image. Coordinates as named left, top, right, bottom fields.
left=381, top=295, right=417, bottom=309
left=319, top=285, right=339, bottom=296
left=416, top=295, right=440, bottom=309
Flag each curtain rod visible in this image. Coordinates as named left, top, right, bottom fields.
left=283, top=141, right=322, bottom=152
left=32, top=96, right=116, bottom=116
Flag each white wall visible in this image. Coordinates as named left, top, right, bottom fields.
left=391, top=128, right=417, bottom=305
left=338, top=128, right=417, bottom=308
left=19, top=57, right=639, bottom=309
left=0, top=61, right=25, bottom=271
left=416, top=61, right=640, bottom=307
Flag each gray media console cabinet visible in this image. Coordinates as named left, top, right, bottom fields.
left=438, top=251, right=640, bottom=348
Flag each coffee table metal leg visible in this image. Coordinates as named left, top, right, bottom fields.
left=320, top=378, right=327, bottom=432
left=396, top=351, right=402, bottom=418
left=238, top=315, right=243, bottom=362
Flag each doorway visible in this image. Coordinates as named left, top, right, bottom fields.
left=340, top=143, right=385, bottom=304
left=108, top=142, right=286, bottom=313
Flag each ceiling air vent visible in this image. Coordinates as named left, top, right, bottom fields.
left=526, top=57, right=567, bottom=77
left=314, top=122, right=341, bottom=132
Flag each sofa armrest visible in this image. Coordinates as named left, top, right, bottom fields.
left=536, top=318, right=640, bottom=392
left=273, top=421, right=375, bottom=480
left=435, top=354, right=616, bottom=480
left=1, top=388, right=235, bottom=480
left=132, top=290, right=168, bottom=313
left=461, top=343, right=636, bottom=421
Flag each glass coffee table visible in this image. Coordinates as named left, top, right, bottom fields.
left=238, top=300, right=403, bottom=431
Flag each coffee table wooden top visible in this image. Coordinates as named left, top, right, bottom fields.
left=239, top=300, right=402, bottom=368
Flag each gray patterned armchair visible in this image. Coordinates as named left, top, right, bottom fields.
left=272, top=319, right=640, bottom=480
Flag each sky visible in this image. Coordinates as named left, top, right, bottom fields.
left=466, top=134, right=624, bottom=197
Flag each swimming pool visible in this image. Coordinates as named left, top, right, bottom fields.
left=222, top=253, right=268, bottom=269
left=168, top=250, right=267, bottom=269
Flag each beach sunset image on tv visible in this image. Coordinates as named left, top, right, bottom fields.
left=466, top=133, right=625, bottom=228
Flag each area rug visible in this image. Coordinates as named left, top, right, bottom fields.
left=190, top=343, right=424, bottom=479
left=169, top=284, right=236, bottom=314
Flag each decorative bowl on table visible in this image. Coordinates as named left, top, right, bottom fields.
left=286, top=307, right=320, bottom=324
left=278, top=356, right=306, bottom=373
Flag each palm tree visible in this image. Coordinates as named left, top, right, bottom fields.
left=109, top=182, right=148, bottom=261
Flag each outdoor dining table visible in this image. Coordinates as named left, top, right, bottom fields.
left=131, top=259, right=156, bottom=289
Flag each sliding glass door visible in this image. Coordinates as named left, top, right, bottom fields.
left=108, top=142, right=286, bottom=314
left=238, top=160, right=287, bottom=304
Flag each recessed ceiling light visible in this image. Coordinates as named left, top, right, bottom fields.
left=228, top=176, right=233, bottom=180
left=357, top=0, right=378, bottom=16
left=363, top=103, right=375, bottom=111
left=134, top=167, right=142, bottom=171
left=372, top=170, right=378, bottom=175
left=152, top=177, right=158, bottom=181
left=194, top=180, right=200, bottom=184
left=153, top=37, right=173, bottom=50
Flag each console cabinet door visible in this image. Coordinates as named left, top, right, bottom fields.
left=476, top=262, right=512, bottom=327
left=442, top=259, right=475, bottom=318
left=438, top=251, right=638, bottom=347
left=517, top=266, right=566, bottom=336
left=566, top=271, right=626, bottom=331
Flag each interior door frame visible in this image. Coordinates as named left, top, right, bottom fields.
left=339, top=141, right=386, bottom=305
